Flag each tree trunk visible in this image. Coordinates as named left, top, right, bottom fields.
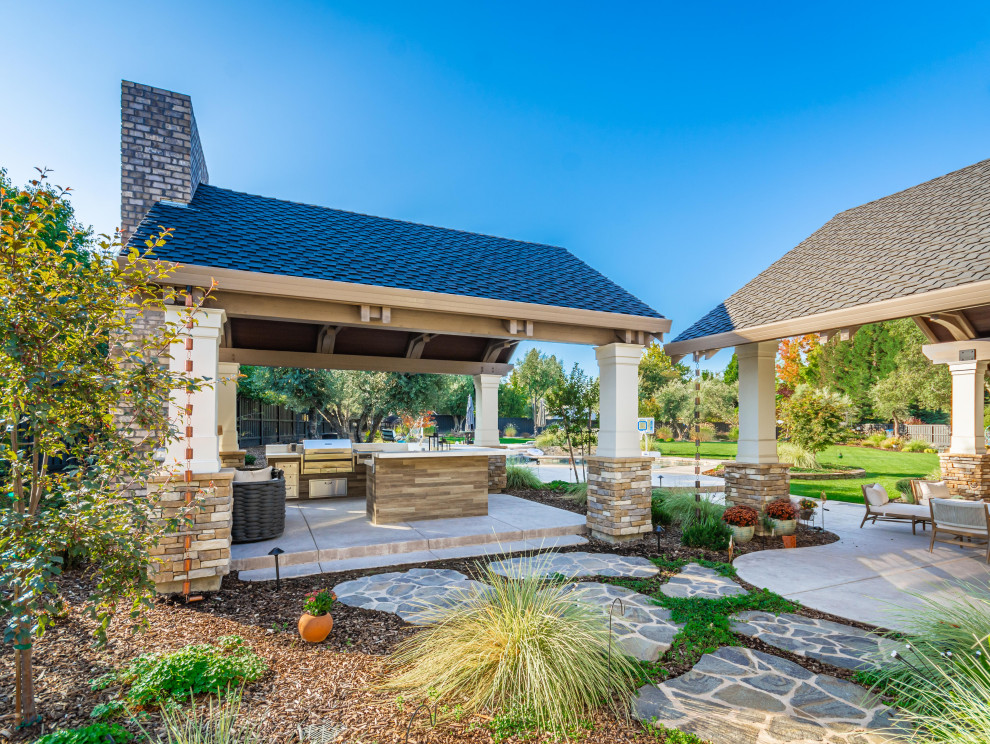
left=308, top=407, right=319, bottom=439
left=366, top=414, right=385, bottom=443
left=15, top=644, right=36, bottom=726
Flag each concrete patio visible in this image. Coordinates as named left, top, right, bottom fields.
left=736, top=499, right=990, bottom=632
left=230, top=493, right=587, bottom=580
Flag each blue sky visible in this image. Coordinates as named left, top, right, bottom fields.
left=4, top=1, right=990, bottom=373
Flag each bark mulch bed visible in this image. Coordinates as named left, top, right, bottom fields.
left=1, top=492, right=853, bottom=744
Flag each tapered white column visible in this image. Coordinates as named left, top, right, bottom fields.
left=217, top=362, right=240, bottom=453
left=165, top=307, right=225, bottom=474
left=736, top=341, right=779, bottom=464
left=473, top=373, right=501, bottom=446
left=595, top=343, right=643, bottom=458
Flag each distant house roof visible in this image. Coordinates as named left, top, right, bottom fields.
left=129, top=184, right=662, bottom=320
left=670, top=158, right=990, bottom=349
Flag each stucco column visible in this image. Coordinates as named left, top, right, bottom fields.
left=595, top=343, right=643, bottom=458
left=165, top=307, right=225, bottom=474
left=736, top=341, right=779, bottom=464
left=217, top=362, right=240, bottom=453
left=473, top=373, right=501, bottom=446
left=944, top=361, right=989, bottom=455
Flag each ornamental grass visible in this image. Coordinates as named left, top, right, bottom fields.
left=505, top=463, right=543, bottom=490
left=385, top=557, right=639, bottom=731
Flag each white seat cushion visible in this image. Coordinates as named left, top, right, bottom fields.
left=917, top=480, right=951, bottom=505
left=233, top=465, right=273, bottom=483
left=876, top=502, right=929, bottom=518
left=864, top=484, right=890, bottom=506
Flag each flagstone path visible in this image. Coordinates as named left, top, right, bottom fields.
left=633, top=647, right=904, bottom=743
left=488, top=551, right=659, bottom=578
left=660, top=562, right=747, bottom=599
left=562, top=582, right=683, bottom=661
left=731, top=611, right=897, bottom=671
left=333, top=568, right=488, bottom=624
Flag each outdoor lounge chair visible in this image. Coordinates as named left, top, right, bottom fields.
left=860, top=483, right=931, bottom=534
left=929, top=498, right=990, bottom=563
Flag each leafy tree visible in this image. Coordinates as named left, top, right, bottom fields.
left=870, top=361, right=951, bottom=433
left=498, top=372, right=531, bottom=418
left=638, top=343, right=688, bottom=402
left=0, top=171, right=203, bottom=724
left=641, top=378, right=736, bottom=439
left=545, top=364, right=598, bottom=481
left=776, top=335, right=820, bottom=396
left=782, top=385, right=851, bottom=454
left=431, top=375, right=474, bottom=431
left=723, top=353, right=739, bottom=384
left=514, top=349, right=564, bottom=425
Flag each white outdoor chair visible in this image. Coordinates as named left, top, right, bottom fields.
left=929, top=498, right=990, bottom=564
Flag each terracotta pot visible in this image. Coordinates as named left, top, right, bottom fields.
left=729, top=524, right=755, bottom=544
left=771, top=518, right=797, bottom=536
left=298, top=612, right=333, bottom=643
left=782, top=535, right=797, bottom=549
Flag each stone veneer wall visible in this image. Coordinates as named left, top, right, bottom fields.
left=121, top=80, right=208, bottom=241
left=723, top=462, right=792, bottom=535
left=488, top=454, right=507, bottom=492
left=940, top=453, right=990, bottom=501
left=148, top=472, right=234, bottom=594
left=586, top=456, right=652, bottom=543
left=219, top=451, right=246, bottom=469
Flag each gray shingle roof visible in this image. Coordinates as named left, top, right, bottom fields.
left=129, top=184, right=662, bottom=319
left=674, top=158, right=990, bottom=342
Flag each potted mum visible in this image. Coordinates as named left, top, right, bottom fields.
left=722, top=505, right=759, bottom=544
left=798, top=498, right=817, bottom=521
left=764, top=498, right=798, bottom=536
left=298, top=588, right=337, bottom=643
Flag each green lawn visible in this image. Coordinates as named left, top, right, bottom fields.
left=654, top=441, right=939, bottom=504
left=653, top=441, right=741, bottom=459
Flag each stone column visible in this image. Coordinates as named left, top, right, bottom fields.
left=587, top=343, right=652, bottom=543
left=217, top=361, right=245, bottom=468
left=724, top=341, right=789, bottom=520
left=473, top=373, right=501, bottom=446
left=923, top=340, right=990, bottom=500
left=164, top=307, right=225, bottom=474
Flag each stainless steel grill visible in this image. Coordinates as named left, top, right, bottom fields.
left=301, top=439, right=354, bottom=475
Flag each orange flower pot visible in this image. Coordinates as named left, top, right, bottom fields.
left=298, top=612, right=333, bottom=643
left=782, top=535, right=797, bottom=549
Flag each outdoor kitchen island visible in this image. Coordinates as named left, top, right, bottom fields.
left=363, top=447, right=506, bottom=525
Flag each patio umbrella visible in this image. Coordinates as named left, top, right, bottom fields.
left=465, top=394, right=475, bottom=432
left=535, top=397, right=547, bottom=429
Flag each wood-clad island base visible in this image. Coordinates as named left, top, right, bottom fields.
left=367, top=454, right=490, bottom=524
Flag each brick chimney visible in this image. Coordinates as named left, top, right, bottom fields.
left=120, top=80, right=208, bottom=242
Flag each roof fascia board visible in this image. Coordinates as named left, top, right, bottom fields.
left=156, top=263, right=670, bottom=335
left=664, top=277, right=990, bottom=356
left=219, top=348, right=512, bottom=376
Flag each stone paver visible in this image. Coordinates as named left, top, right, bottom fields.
left=562, top=582, right=683, bottom=662
left=633, top=647, right=904, bottom=743
left=660, top=562, right=746, bottom=599
left=488, top=551, right=659, bottom=579
left=333, top=568, right=488, bottom=623
left=731, top=611, right=896, bottom=671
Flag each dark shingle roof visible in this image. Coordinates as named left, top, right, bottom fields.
left=129, top=184, right=662, bottom=319
left=675, top=158, right=990, bottom=342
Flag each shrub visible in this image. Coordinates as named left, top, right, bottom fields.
left=386, top=559, right=639, bottom=731
left=243, top=453, right=257, bottom=466
left=503, top=423, right=518, bottom=438
left=902, top=438, right=932, bottom=452
left=33, top=723, right=133, bottom=744
left=782, top=385, right=851, bottom=454
left=651, top=489, right=671, bottom=527
left=564, top=481, right=587, bottom=506
left=879, top=436, right=903, bottom=450
left=764, top=498, right=797, bottom=521
left=533, top=426, right=566, bottom=449
left=721, top=505, right=758, bottom=527
left=681, top=515, right=732, bottom=551
left=505, top=464, right=543, bottom=490
left=143, top=693, right=264, bottom=744
left=728, top=426, right=740, bottom=440
left=106, top=636, right=266, bottom=707
left=655, top=426, right=675, bottom=441
left=544, top=479, right=569, bottom=492
left=302, top=589, right=336, bottom=617
left=864, top=431, right=887, bottom=447
left=653, top=491, right=725, bottom=526
left=777, top=442, right=818, bottom=470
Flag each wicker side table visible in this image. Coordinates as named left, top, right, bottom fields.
left=232, top=468, right=286, bottom=543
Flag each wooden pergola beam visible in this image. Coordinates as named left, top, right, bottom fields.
left=219, top=348, right=511, bottom=376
